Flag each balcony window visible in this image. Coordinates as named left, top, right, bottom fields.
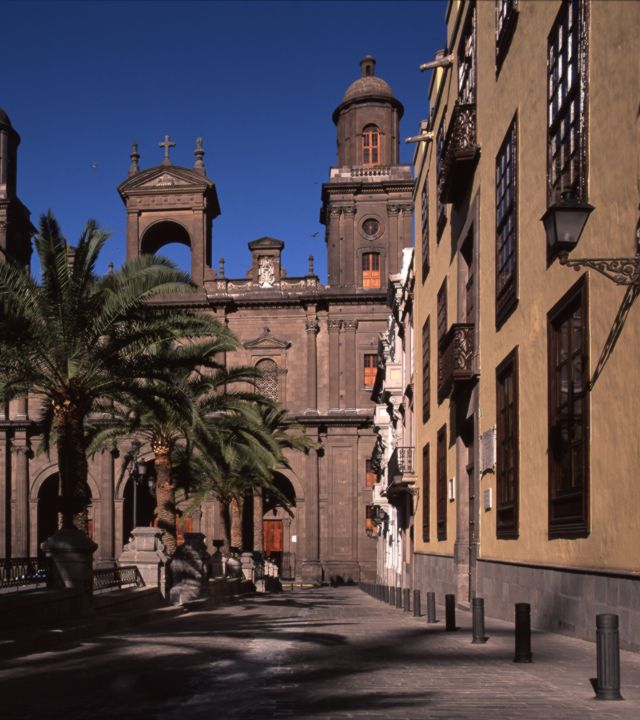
left=364, top=353, right=377, bottom=388
left=362, top=252, right=381, bottom=288
left=458, top=1, right=477, bottom=104
left=548, top=276, right=589, bottom=538
left=421, top=179, right=430, bottom=281
left=422, top=443, right=430, bottom=542
left=547, top=0, right=589, bottom=205
left=422, top=317, right=430, bottom=423
left=496, top=0, right=519, bottom=72
left=496, top=348, right=519, bottom=539
left=496, top=116, right=518, bottom=327
left=436, top=117, right=447, bottom=235
left=362, top=124, right=381, bottom=166
left=437, top=426, right=447, bottom=541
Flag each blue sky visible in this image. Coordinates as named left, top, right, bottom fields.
left=2, top=0, right=446, bottom=282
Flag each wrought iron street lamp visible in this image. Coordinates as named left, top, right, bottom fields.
left=127, top=441, right=155, bottom=527
left=541, top=191, right=640, bottom=286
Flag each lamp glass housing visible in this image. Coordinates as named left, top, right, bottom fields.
left=542, top=191, right=594, bottom=260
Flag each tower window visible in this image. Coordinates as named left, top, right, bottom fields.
left=362, top=125, right=381, bottom=166
left=362, top=252, right=381, bottom=288
left=256, top=358, right=279, bottom=402
left=363, top=354, right=377, bottom=388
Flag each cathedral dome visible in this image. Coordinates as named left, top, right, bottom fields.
left=341, top=56, right=395, bottom=103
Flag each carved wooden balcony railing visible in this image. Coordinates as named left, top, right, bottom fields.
left=438, top=323, right=477, bottom=399
left=386, top=446, right=416, bottom=496
left=439, top=102, right=480, bottom=204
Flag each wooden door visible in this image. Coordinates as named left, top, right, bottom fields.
left=263, top=520, right=283, bottom=554
left=362, top=253, right=381, bottom=288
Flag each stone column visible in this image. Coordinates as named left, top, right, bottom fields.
left=388, top=204, right=400, bottom=275
left=327, top=208, right=341, bottom=286
left=10, top=430, right=30, bottom=557
left=99, top=448, right=116, bottom=562
left=253, top=490, right=263, bottom=553
left=0, top=428, right=7, bottom=558
left=305, top=318, right=319, bottom=412
left=343, top=206, right=356, bottom=287
left=301, top=442, right=322, bottom=584
left=328, top=319, right=341, bottom=411
left=343, top=319, right=358, bottom=410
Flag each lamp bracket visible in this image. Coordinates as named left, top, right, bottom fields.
left=559, top=255, right=640, bottom=286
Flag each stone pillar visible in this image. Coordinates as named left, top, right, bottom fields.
left=99, top=448, right=116, bottom=562
left=0, top=425, right=7, bottom=558
left=343, top=320, right=358, bottom=410
left=305, top=318, right=319, bottom=412
left=327, top=208, right=341, bottom=286
left=253, top=490, right=263, bottom=553
left=10, top=430, right=30, bottom=557
left=118, top=526, right=169, bottom=596
left=301, top=444, right=322, bottom=584
left=388, top=204, right=400, bottom=275
left=328, top=319, right=341, bottom=411
left=343, top=206, right=356, bottom=287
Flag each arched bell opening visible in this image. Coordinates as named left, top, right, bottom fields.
left=140, top=221, right=193, bottom=274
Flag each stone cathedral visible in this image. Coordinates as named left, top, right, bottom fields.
left=0, top=56, right=414, bottom=583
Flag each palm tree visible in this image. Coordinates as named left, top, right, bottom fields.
left=92, top=341, right=265, bottom=556
left=0, top=211, right=228, bottom=533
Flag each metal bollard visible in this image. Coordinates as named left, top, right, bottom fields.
left=389, top=586, right=396, bottom=606
left=514, top=603, right=532, bottom=662
left=445, top=594, right=457, bottom=631
left=403, top=588, right=410, bottom=612
left=471, top=597, right=488, bottom=643
left=396, top=587, right=403, bottom=609
left=413, top=589, right=421, bottom=617
left=426, top=591, right=437, bottom=623
left=592, top=614, right=623, bottom=700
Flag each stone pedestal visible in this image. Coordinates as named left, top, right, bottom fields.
left=118, top=527, right=169, bottom=596
left=168, top=533, right=211, bottom=605
left=240, top=552, right=255, bottom=583
left=42, top=528, right=98, bottom=595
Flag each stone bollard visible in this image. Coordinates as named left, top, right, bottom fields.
left=118, top=526, right=169, bottom=597
left=445, top=593, right=457, bottom=631
left=592, top=614, right=623, bottom=700
left=389, top=586, right=396, bottom=606
left=403, top=588, right=410, bottom=612
left=471, top=597, right=488, bottom=643
left=514, top=602, right=532, bottom=662
left=396, top=587, right=403, bottom=609
left=426, top=591, right=437, bottom=623
left=413, top=589, right=421, bottom=617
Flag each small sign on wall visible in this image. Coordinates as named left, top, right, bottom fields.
left=448, top=477, right=456, bottom=501
left=481, top=426, right=496, bottom=473
left=483, top=488, right=493, bottom=511
left=291, top=535, right=297, bottom=543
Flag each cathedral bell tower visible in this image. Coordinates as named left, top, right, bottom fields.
left=0, top=109, right=33, bottom=267
left=320, top=56, right=414, bottom=289
left=117, top=135, right=220, bottom=286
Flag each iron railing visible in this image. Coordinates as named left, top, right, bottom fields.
left=93, top=565, right=145, bottom=593
left=0, top=557, right=49, bottom=591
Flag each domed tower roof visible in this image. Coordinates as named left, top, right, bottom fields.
left=333, top=55, right=403, bottom=124
left=0, top=107, right=13, bottom=128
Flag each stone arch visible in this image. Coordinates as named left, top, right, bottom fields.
left=30, top=463, right=100, bottom=501
left=140, top=219, right=192, bottom=255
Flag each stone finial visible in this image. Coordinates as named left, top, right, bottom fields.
left=219, top=257, right=225, bottom=278
left=194, top=137, right=205, bottom=174
left=308, top=254, right=314, bottom=275
left=360, top=55, right=376, bottom=77
left=108, top=261, right=114, bottom=275
left=128, top=142, right=140, bottom=176
left=159, top=134, right=176, bottom=166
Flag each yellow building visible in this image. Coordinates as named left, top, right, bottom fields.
left=413, top=0, right=640, bottom=650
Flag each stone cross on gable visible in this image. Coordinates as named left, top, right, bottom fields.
left=159, top=134, right=176, bottom=165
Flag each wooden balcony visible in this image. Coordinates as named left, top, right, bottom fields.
left=439, top=102, right=480, bottom=204
left=438, top=323, right=477, bottom=399
left=386, top=446, right=416, bottom=496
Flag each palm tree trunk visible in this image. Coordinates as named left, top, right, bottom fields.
left=229, top=495, right=244, bottom=551
left=154, top=441, right=177, bottom=556
left=54, top=404, right=90, bottom=531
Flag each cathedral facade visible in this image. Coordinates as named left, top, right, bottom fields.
left=0, top=57, right=414, bottom=583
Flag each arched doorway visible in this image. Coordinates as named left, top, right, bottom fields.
left=37, top=473, right=94, bottom=555
left=262, top=472, right=297, bottom=579
left=37, top=473, right=60, bottom=557
left=122, top=460, right=157, bottom=543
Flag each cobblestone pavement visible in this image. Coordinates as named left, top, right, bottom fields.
left=1, top=586, right=639, bottom=720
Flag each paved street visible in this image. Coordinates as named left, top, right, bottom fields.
left=1, top=586, right=639, bottom=720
